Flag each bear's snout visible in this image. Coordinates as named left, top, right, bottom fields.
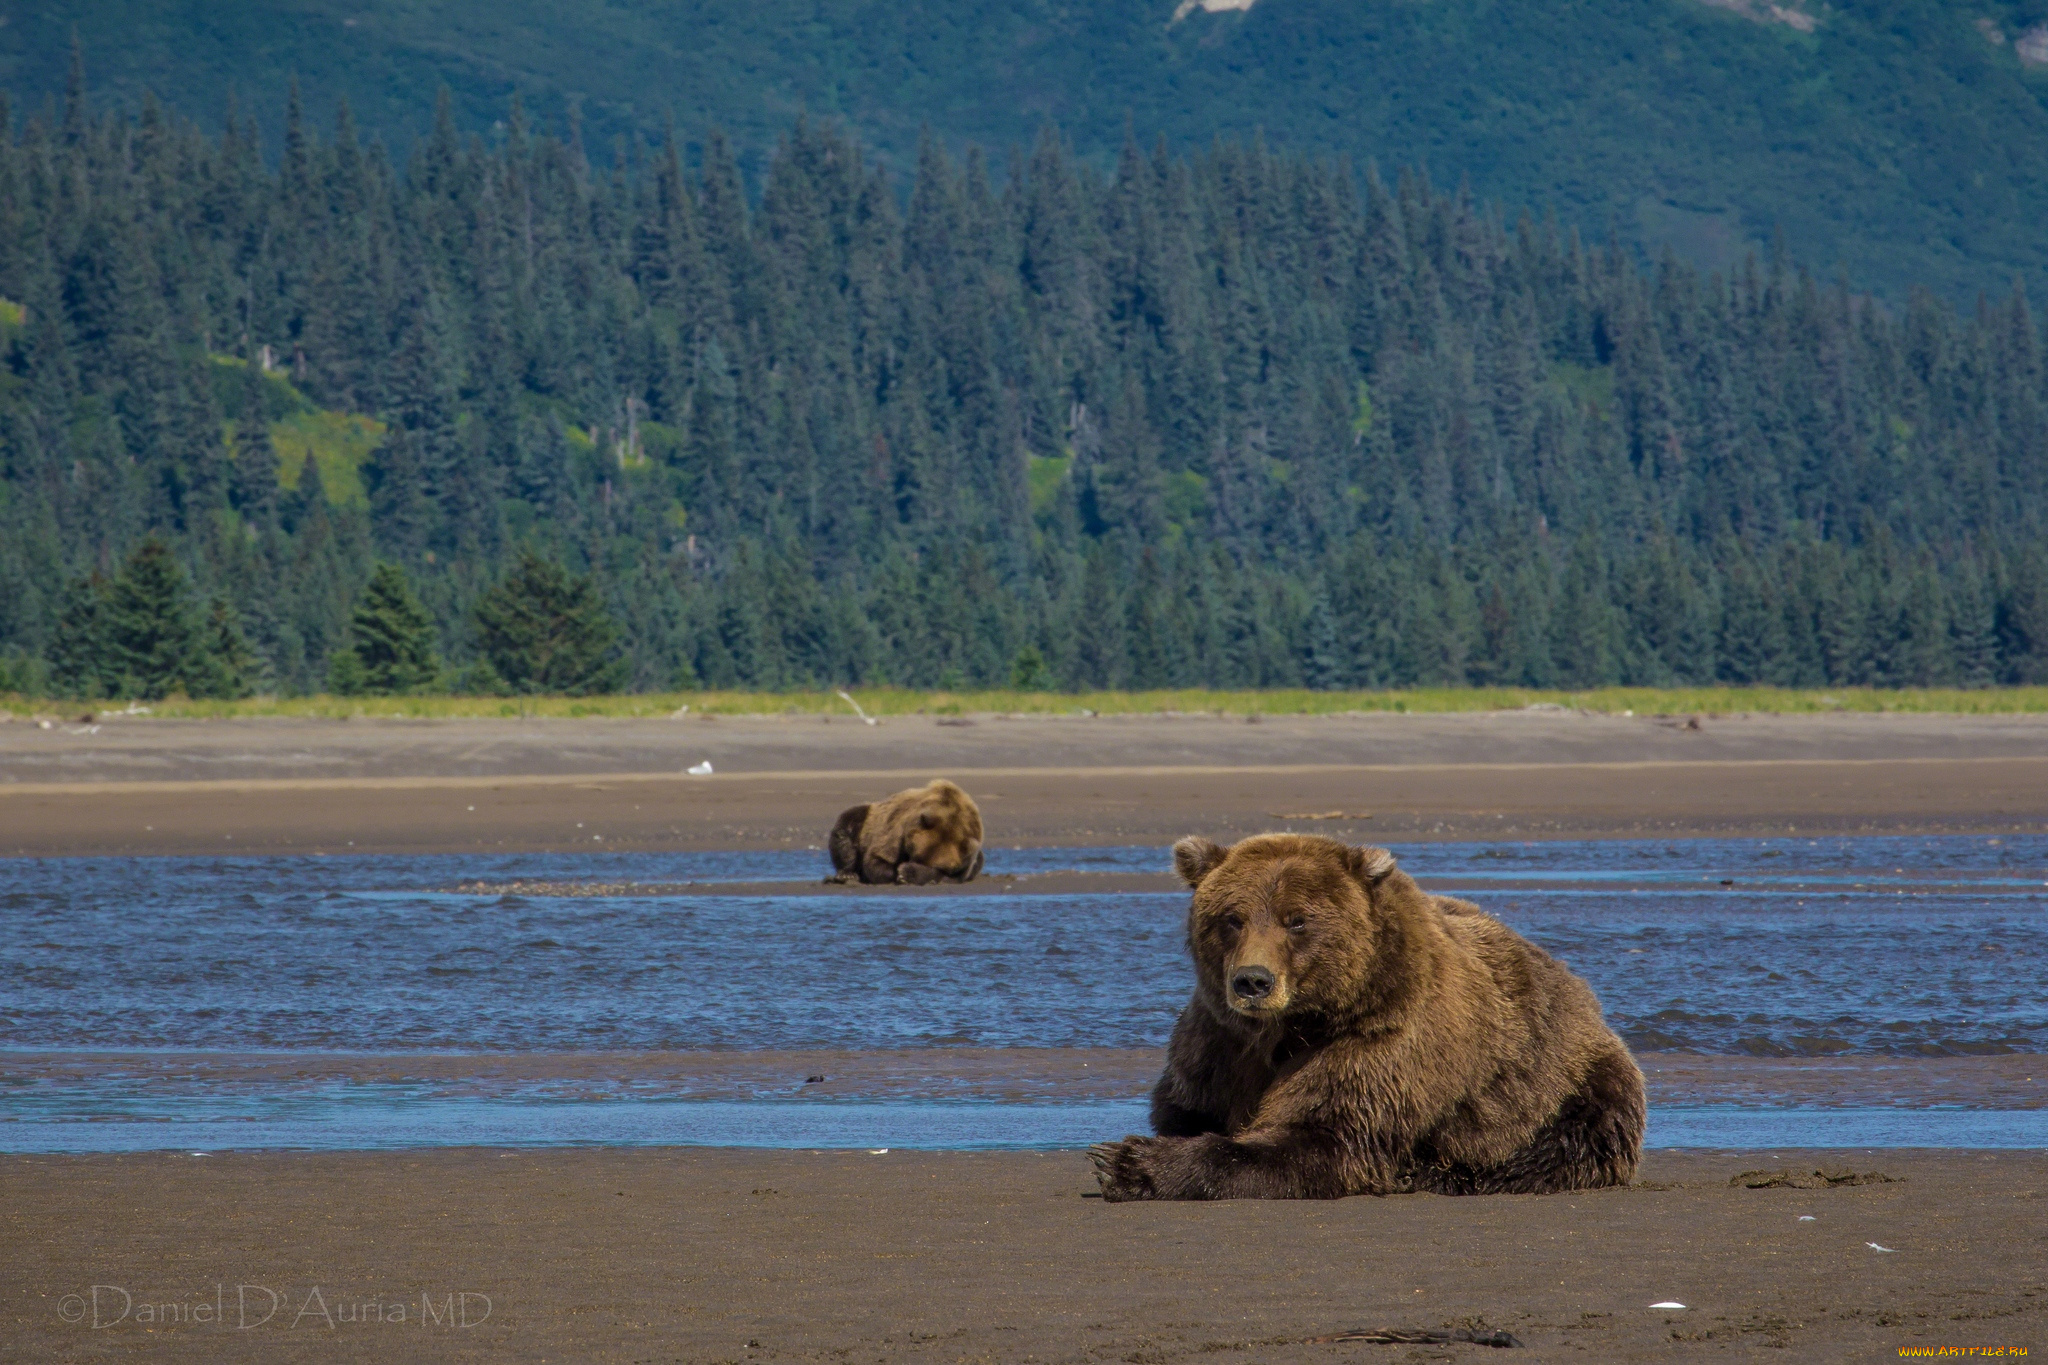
left=1230, top=965, right=1276, bottom=1001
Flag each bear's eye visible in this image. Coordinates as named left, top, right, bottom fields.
left=1286, top=916, right=1308, bottom=933
left=1219, top=913, right=1244, bottom=934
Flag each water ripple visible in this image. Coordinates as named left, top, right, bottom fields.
left=0, top=835, right=2041, bottom=1056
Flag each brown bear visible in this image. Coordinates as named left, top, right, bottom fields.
left=826, top=779, right=986, bottom=886
left=1090, top=832, right=1643, bottom=1201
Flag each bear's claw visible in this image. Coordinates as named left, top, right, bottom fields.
left=1088, top=1136, right=1161, bottom=1202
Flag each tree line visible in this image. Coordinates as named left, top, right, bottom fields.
left=2, top=81, right=2047, bottom=699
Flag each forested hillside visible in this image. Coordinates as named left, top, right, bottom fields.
left=9, top=1, right=2048, bottom=302
left=2, top=90, right=2046, bottom=697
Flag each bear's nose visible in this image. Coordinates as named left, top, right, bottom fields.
left=1231, top=965, right=1275, bottom=1000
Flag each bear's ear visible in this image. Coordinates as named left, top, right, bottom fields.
left=1345, top=844, right=1398, bottom=887
left=1172, top=836, right=1228, bottom=887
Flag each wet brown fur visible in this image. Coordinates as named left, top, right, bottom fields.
left=1091, top=833, right=1644, bottom=1201
left=826, top=779, right=985, bottom=886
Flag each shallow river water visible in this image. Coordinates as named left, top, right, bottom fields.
left=3, top=835, right=2043, bottom=1150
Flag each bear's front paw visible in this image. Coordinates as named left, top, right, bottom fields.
left=895, top=861, right=941, bottom=886
left=1088, top=1136, right=1171, bottom=1202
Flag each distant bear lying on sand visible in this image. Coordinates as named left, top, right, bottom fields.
left=827, top=779, right=985, bottom=886
left=1091, top=833, right=1643, bottom=1200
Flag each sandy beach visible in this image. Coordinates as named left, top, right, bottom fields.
left=2, top=710, right=2043, bottom=1361
left=3, top=709, right=2048, bottom=856
left=4, top=1147, right=2043, bottom=1362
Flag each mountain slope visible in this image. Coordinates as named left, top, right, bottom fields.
left=5, top=1, right=2048, bottom=299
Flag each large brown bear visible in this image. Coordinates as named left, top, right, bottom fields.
left=826, top=779, right=986, bottom=885
left=1091, top=833, right=1643, bottom=1201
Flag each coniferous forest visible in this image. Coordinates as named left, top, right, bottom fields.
left=3, top=81, right=2048, bottom=698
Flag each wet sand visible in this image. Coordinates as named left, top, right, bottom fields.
left=9, top=1048, right=2045, bottom=1109
left=4, top=1147, right=2043, bottom=1363
left=4, top=711, right=2048, bottom=856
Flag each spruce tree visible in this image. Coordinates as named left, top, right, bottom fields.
left=1999, top=551, right=2048, bottom=683
left=1009, top=643, right=1053, bottom=691
left=1069, top=547, right=1127, bottom=689
left=713, top=544, right=775, bottom=687
left=189, top=598, right=259, bottom=699
left=1217, top=576, right=1265, bottom=688
left=1896, top=568, right=1954, bottom=686
left=48, top=575, right=113, bottom=699
left=364, top=428, right=436, bottom=560
left=344, top=563, right=441, bottom=694
left=1552, top=535, right=1622, bottom=687
left=1300, top=590, right=1348, bottom=691
left=1950, top=575, right=1999, bottom=688
left=1816, top=559, right=1873, bottom=685
left=1715, top=555, right=1787, bottom=686
left=102, top=539, right=202, bottom=699
left=326, top=646, right=368, bottom=696
left=472, top=548, right=627, bottom=695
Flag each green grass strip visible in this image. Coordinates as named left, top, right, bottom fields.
left=9, top=686, right=2048, bottom=720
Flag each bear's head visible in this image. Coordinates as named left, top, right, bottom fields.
left=1172, top=832, right=1415, bottom=1021
left=901, top=779, right=985, bottom=877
